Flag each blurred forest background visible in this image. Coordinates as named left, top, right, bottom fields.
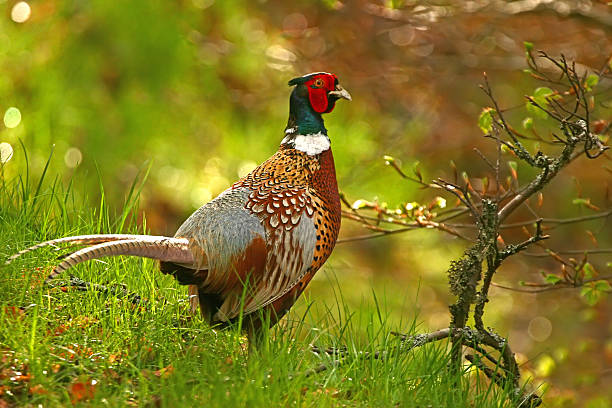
left=1, top=0, right=611, bottom=406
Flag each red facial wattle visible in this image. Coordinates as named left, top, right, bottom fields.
left=308, top=86, right=328, bottom=113
left=306, top=74, right=338, bottom=114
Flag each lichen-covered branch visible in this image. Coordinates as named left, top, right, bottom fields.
left=334, top=52, right=610, bottom=407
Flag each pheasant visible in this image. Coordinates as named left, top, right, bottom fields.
left=6, top=72, right=351, bottom=342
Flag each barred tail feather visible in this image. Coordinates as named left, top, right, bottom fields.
left=5, top=234, right=168, bottom=266
left=46, top=237, right=194, bottom=282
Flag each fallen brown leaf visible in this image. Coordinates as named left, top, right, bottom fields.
left=153, top=364, right=174, bottom=379
left=29, top=384, right=48, bottom=395
left=69, top=378, right=97, bottom=404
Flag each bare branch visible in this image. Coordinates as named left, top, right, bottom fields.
left=498, top=220, right=550, bottom=262
left=523, top=248, right=612, bottom=257
left=492, top=274, right=612, bottom=294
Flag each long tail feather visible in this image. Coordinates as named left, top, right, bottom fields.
left=5, top=234, right=169, bottom=266
left=46, top=237, right=193, bottom=282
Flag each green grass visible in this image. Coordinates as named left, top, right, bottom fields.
left=0, top=157, right=516, bottom=407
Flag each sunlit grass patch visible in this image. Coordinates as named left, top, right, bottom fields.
left=0, top=154, right=514, bottom=407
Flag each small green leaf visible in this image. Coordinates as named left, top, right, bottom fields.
left=522, top=117, right=534, bottom=130
left=526, top=86, right=554, bottom=119
left=526, top=102, right=545, bottom=119
left=412, top=161, right=422, bottom=181
left=533, top=87, right=554, bottom=99
left=572, top=198, right=589, bottom=206
left=581, top=283, right=606, bottom=306
left=526, top=87, right=554, bottom=118
left=583, top=262, right=596, bottom=279
left=523, top=41, right=534, bottom=52
left=585, top=74, right=599, bottom=91
left=580, top=286, right=595, bottom=306
left=545, top=274, right=562, bottom=285
left=593, top=280, right=611, bottom=292
left=478, top=108, right=495, bottom=134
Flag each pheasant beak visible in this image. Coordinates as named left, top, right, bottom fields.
left=329, top=84, right=352, bottom=101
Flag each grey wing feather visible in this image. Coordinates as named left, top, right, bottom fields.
left=174, top=187, right=266, bottom=273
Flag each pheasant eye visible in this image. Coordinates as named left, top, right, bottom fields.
left=313, top=78, right=324, bottom=88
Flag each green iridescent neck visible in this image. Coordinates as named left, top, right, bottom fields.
left=285, top=87, right=327, bottom=136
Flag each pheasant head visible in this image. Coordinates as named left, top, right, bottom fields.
left=285, top=72, right=351, bottom=140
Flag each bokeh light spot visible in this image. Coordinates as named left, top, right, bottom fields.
left=411, top=43, right=435, bottom=57
left=528, top=316, right=552, bottom=342
left=283, top=13, right=308, bottom=35
left=266, top=45, right=296, bottom=71
left=64, top=147, right=83, bottom=168
left=11, top=2, right=31, bottom=23
left=266, top=45, right=296, bottom=62
left=0, top=142, right=14, bottom=164
left=191, top=186, right=213, bottom=208
left=158, top=165, right=188, bottom=191
left=389, top=25, right=415, bottom=47
left=3, top=107, right=22, bottom=128
left=237, top=160, right=257, bottom=178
